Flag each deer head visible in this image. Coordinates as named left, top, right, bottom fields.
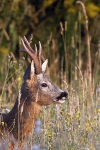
left=20, top=36, right=68, bottom=106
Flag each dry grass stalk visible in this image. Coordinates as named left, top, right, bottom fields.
left=76, top=1, right=92, bottom=89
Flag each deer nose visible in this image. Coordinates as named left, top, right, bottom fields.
left=61, top=91, right=68, bottom=98
left=56, top=91, right=68, bottom=101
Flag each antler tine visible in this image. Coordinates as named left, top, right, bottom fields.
left=39, top=41, right=42, bottom=56
left=35, top=44, right=37, bottom=54
left=24, top=36, right=34, bottom=53
left=20, top=36, right=42, bottom=74
left=21, top=38, right=29, bottom=52
left=21, top=38, right=34, bottom=59
left=20, top=36, right=34, bottom=53
left=38, top=41, right=42, bottom=62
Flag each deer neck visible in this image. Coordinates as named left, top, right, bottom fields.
left=4, top=94, right=41, bottom=141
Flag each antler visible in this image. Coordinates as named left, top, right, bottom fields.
left=20, top=36, right=42, bottom=74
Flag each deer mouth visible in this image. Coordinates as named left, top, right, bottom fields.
left=55, top=91, right=68, bottom=104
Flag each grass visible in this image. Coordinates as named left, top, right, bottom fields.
left=0, top=1, right=100, bottom=150
left=0, top=43, right=99, bottom=150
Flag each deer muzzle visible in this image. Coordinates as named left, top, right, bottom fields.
left=55, top=91, right=68, bottom=104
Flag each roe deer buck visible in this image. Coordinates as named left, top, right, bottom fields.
left=0, top=36, right=68, bottom=149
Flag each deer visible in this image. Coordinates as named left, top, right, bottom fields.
left=0, top=36, right=68, bottom=150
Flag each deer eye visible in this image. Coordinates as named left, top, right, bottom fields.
left=41, top=83, right=48, bottom=87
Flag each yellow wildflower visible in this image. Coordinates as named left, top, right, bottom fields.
left=97, top=109, right=100, bottom=113
left=76, top=114, right=80, bottom=119
left=67, top=112, right=71, bottom=116
left=77, top=110, right=80, bottom=115
left=85, top=122, right=91, bottom=131
left=47, top=120, right=51, bottom=123
left=86, top=126, right=91, bottom=131
left=1, top=121, right=4, bottom=126
left=17, top=77, right=21, bottom=81
left=78, top=125, right=80, bottom=128
left=48, top=134, right=52, bottom=137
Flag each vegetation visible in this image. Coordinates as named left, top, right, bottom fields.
left=0, top=0, right=100, bottom=149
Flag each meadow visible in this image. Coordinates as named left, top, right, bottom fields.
left=0, top=1, right=100, bottom=150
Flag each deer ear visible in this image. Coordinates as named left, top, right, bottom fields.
left=31, top=60, right=35, bottom=74
left=23, top=64, right=31, bottom=81
left=42, top=59, right=48, bottom=72
left=23, top=61, right=35, bottom=80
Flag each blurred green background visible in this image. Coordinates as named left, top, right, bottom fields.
left=0, top=0, right=100, bottom=93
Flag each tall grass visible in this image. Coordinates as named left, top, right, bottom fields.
left=0, top=1, right=100, bottom=150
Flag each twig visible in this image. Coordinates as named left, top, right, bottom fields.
left=3, top=29, right=10, bottom=41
